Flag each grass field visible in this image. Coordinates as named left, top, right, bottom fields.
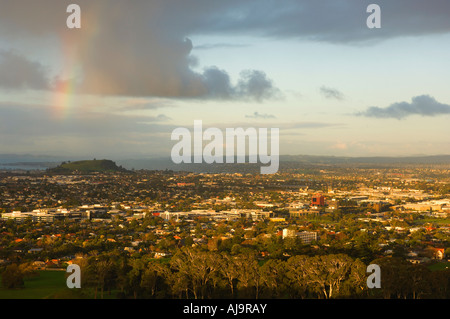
left=428, top=261, right=450, bottom=271
left=0, top=270, right=81, bottom=299
left=0, top=270, right=123, bottom=299
left=413, top=217, right=450, bottom=226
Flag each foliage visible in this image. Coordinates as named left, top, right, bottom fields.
left=1, top=264, right=25, bottom=289
left=66, top=248, right=450, bottom=299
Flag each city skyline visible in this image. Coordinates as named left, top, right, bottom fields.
left=1, top=0, right=450, bottom=160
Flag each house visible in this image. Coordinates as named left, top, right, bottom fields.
left=32, top=261, right=46, bottom=269
left=433, top=248, right=446, bottom=260
left=154, top=252, right=171, bottom=258
left=28, top=248, right=43, bottom=254
left=45, top=260, right=58, bottom=267
left=422, top=246, right=446, bottom=260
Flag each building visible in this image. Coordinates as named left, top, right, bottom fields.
left=297, top=231, right=318, bottom=244
left=311, top=194, right=325, bottom=207
left=282, top=228, right=318, bottom=244
left=328, top=199, right=339, bottom=210
left=430, top=247, right=446, bottom=260
left=1, top=209, right=85, bottom=223
left=282, top=228, right=296, bottom=239
left=289, top=210, right=321, bottom=218
left=1, top=211, right=57, bottom=223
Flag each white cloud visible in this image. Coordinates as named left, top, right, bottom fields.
left=320, top=86, right=344, bottom=101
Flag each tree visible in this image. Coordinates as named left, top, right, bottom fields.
left=370, top=257, right=411, bottom=299
left=322, top=254, right=354, bottom=298
left=234, top=253, right=263, bottom=299
left=1, top=264, right=24, bottom=289
left=408, top=264, right=430, bottom=299
left=287, top=254, right=356, bottom=299
left=140, top=261, right=170, bottom=298
left=170, top=248, right=220, bottom=299
left=113, top=255, right=130, bottom=297
left=260, top=259, right=286, bottom=298
left=127, top=258, right=146, bottom=299
left=345, top=258, right=368, bottom=298
left=220, top=253, right=240, bottom=298
left=285, top=255, right=310, bottom=298
left=81, top=256, right=109, bottom=299
left=95, top=257, right=116, bottom=299
left=429, top=269, right=450, bottom=299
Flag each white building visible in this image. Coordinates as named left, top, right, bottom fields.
left=282, top=228, right=318, bottom=244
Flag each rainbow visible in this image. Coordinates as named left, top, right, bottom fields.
left=52, top=11, right=100, bottom=120
left=51, top=31, right=80, bottom=120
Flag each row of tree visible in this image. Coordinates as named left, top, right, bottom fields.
left=71, top=248, right=449, bottom=299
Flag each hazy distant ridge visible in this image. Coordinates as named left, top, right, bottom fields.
left=1, top=154, right=450, bottom=172
left=117, top=154, right=450, bottom=172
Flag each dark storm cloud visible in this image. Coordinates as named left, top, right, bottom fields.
left=0, top=1, right=282, bottom=100
left=0, top=0, right=449, bottom=98
left=0, top=50, right=50, bottom=90
left=356, top=95, right=450, bottom=119
left=178, top=0, right=450, bottom=43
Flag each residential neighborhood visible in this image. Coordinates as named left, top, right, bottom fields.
left=0, top=162, right=449, bottom=299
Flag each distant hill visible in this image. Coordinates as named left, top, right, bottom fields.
left=116, top=154, right=450, bottom=172
left=47, top=159, right=130, bottom=174
left=279, top=154, right=450, bottom=165
left=2, top=153, right=450, bottom=173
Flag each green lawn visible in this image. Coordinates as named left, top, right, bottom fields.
left=413, top=217, right=450, bottom=226
left=0, top=270, right=81, bottom=299
left=428, top=261, right=450, bottom=271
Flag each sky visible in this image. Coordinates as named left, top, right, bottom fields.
left=0, top=0, right=450, bottom=160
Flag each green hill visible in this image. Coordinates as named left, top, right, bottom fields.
left=47, top=159, right=129, bottom=174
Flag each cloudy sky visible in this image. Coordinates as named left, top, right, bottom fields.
left=1, top=0, right=450, bottom=159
